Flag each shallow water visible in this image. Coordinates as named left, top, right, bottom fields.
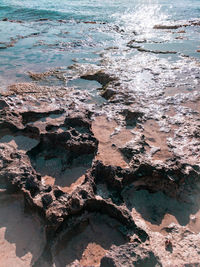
left=0, top=0, right=199, bottom=92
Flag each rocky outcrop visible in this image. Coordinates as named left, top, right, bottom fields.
left=153, top=19, right=200, bottom=29
left=0, top=95, right=149, bottom=266
left=0, top=90, right=200, bottom=266
left=81, top=71, right=119, bottom=100
left=100, top=243, right=161, bottom=267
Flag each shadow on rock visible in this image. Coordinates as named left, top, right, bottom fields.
left=52, top=213, right=126, bottom=267
left=122, top=187, right=199, bottom=226
left=28, top=143, right=95, bottom=188
left=0, top=191, right=46, bottom=266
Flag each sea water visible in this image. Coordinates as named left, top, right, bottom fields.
left=0, top=0, right=199, bottom=93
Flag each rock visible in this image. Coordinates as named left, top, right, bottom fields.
left=101, top=86, right=117, bottom=100
left=0, top=92, right=199, bottom=266
left=123, top=109, right=144, bottom=126
left=154, top=24, right=184, bottom=29
left=137, top=47, right=177, bottom=54
left=42, top=194, right=53, bottom=208
left=127, top=39, right=147, bottom=48
left=154, top=19, right=200, bottom=30
left=0, top=99, right=9, bottom=110
left=119, top=137, right=146, bottom=160
left=81, top=71, right=117, bottom=86
left=100, top=243, right=161, bottom=267
left=21, top=108, right=65, bottom=124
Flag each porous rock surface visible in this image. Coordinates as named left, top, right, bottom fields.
left=0, top=81, right=200, bottom=266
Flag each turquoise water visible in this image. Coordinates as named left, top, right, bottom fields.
left=0, top=0, right=199, bottom=90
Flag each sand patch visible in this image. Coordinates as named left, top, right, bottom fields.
left=143, top=119, right=173, bottom=160
left=92, top=116, right=133, bottom=168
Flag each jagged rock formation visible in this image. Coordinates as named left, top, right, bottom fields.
left=0, top=86, right=200, bottom=266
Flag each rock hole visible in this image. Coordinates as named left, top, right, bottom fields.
left=52, top=213, right=126, bottom=267
left=27, top=124, right=97, bottom=190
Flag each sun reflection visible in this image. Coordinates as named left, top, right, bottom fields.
left=112, top=0, right=168, bottom=37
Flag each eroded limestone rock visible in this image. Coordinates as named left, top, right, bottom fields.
left=0, top=90, right=199, bottom=266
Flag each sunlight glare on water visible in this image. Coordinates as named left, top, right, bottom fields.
left=112, top=0, right=168, bottom=35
